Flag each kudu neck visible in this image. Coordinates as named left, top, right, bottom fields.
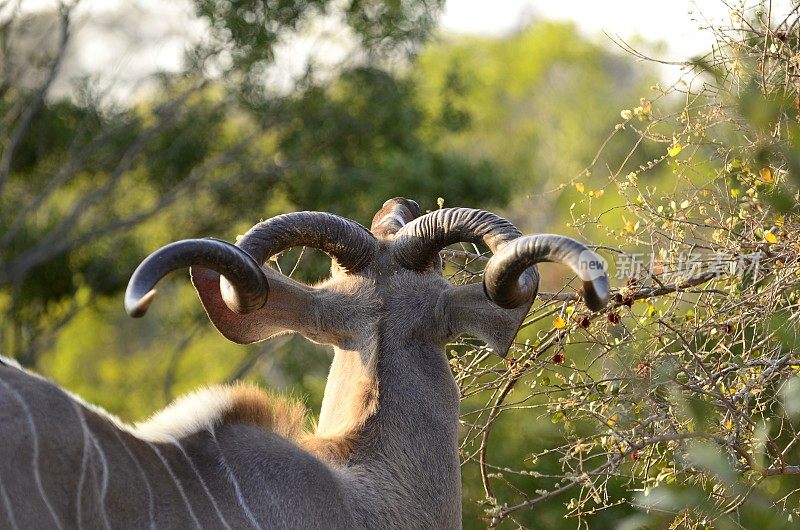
left=316, top=268, right=460, bottom=443
left=317, top=330, right=462, bottom=528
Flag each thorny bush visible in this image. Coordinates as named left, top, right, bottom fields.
left=447, top=3, right=800, bottom=528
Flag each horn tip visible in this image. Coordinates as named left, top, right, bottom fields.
left=585, top=296, right=608, bottom=312
left=126, top=289, right=157, bottom=318
left=583, top=280, right=610, bottom=312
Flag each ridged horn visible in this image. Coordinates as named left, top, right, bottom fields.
left=392, top=208, right=522, bottom=271
left=483, top=235, right=610, bottom=311
left=220, top=211, right=376, bottom=312
left=370, top=197, right=421, bottom=239
left=125, top=239, right=268, bottom=318
left=235, top=212, right=376, bottom=273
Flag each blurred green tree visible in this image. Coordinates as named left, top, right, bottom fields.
left=0, top=0, right=504, bottom=373
left=413, top=22, right=660, bottom=230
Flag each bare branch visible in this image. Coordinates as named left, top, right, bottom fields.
left=0, top=3, right=72, bottom=193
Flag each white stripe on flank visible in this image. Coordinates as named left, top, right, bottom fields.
left=71, top=400, right=90, bottom=527
left=145, top=441, right=203, bottom=528
left=211, top=430, right=263, bottom=530
left=170, top=437, right=232, bottom=530
left=88, top=434, right=112, bottom=530
left=0, top=378, right=64, bottom=530
left=0, top=471, right=19, bottom=530
left=110, top=428, right=156, bottom=530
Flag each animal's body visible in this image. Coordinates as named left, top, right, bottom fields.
left=0, top=198, right=608, bottom=529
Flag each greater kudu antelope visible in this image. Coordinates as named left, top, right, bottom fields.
left=0, top=198, right=609, bottom=529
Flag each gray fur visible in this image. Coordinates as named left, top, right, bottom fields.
left=0, top=201, right=607, bottom=529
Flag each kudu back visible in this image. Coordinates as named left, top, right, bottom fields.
left=0, top=198, right=609, bottom=529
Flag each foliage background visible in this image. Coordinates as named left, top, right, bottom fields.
left=1, top=1, right=799, bottom=528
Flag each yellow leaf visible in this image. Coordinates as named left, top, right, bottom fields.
left=759, top=167, right=774, bottom=183
left=764, top=231, right=778, bottom=244
left=594, top=189, right=605, bottom=198
left=775, top=215, right=785, bottom=227
left=575, top=182, right=585, bottom=193
left=607, top=415, right=618, bottom=427
left=553, top=316, right=566, bottom=329
left=667, top=143, right=683, bottom=157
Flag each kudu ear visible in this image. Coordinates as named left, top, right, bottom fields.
left=442, top=283, right=532, bottom=357
left=191, top=266, right=321, bottom=345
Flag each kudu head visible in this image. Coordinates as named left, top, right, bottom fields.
left=124, top=198, right=609, bottom=358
